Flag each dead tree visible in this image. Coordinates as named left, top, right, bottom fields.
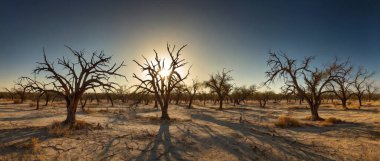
left=205, top=69, right=233, bottom=110
left=231, top=85, right=256, bottom=105
left=133, top=43, right=190, bottom=120
left=281, top=85, right=296, bottom=104
left=116, top=85, right=129, bottom=103
left=4, top=88, right=16, bottom=100
left=27, top=46, right=125, bottom=125
left=328, top=59, right=354, bottom=109
left=352, top=66, right=374, bottom=107
left=264, top=52, right=342, bottom=121
left=19, top=77, right=48, bottom=110
left=13, top=78, right=32, bottom=103
left=366, top=81, right=378, bottom=102
left=173, top=84, right=185, bottom=105
left=185, top=79, right=201, bottom=108
left=253, top=91, right=274, bottom=108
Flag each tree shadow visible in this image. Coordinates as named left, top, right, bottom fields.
left=135, top=121, right=185, bottom=161
left=0, top=113, right=58, bottom=121
left=190, top=113, right=335, bottom=161
left=0, top=126, right=51, bottom=155
left=289, top=122, right=380, bottom=140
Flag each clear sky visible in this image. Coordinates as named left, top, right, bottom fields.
left=0, top=0, right=379, bottom=91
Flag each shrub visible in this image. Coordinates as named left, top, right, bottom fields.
left=320, top=117, right=344, bottom=127
left=274, top=115, right=301, bottom=128
left=23, top=137, right=40, bottom=153
left=70, top=120, right=92, bottom=130
left=48, top=121, right=69, bottom=137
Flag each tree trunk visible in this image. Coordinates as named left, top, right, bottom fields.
left=310, top=104, right=322, bottom=121
left=188, top=97, right=193, bottom=109
left=219, top=98, right=223, bottom=110
left=36, top=97, right=40, bottom=110
left=341, top=98, right=348, bottom=110
left=63, top=98, right=79, bottom=125
left=44, top=94, right=49, bottom=106
left=358, top=96, right=362, bottom=108
left=161, top=104, right=170, bottom=120
left=154, top=99, right=158, bottom=109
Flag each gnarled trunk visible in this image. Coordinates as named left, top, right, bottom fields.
left=310, top=104, right=322, bottom=121
left=63, top=98, right=79, bottom=125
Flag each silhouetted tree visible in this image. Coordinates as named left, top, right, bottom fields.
left=27, top=46, right=125, bottom=125
left=253, top=91, right=274, bottom=108
left=133, top=43, right=190, bottom=120
left=328, top=59, right=354, bottom=109
left=366, top=81, right=378, bottom=102
left=352, top=66, right=374, bottom=107
left=185, top=79, right=200, bottom=108
left=13, top=78, right=32, bottom=103
left=264, top=52, right=342, bottom=120
left=231, top=85, right=256, bottom=105
left=205, top=69, right=233, bottom=110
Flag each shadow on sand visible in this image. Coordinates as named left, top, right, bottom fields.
left=135, top=121, right=184, bottom=161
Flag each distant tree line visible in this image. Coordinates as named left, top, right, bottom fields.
left=2, top=44, right=378, bottom=125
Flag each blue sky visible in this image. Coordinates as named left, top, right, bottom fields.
left=0, top=0, right=379, bottom=91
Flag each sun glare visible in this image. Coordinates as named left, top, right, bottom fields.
left=160, top=68, right=170, bottom=77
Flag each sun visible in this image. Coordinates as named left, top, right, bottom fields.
left=159, top=68, right=170, bottom=77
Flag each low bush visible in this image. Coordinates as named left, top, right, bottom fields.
left=23, top=137, right=40, bottom=153
left=320, top=117, right=344, bottom=127
left=274, top=115, right=301, bottom=128
left=48, top=121, right=69, bottom=137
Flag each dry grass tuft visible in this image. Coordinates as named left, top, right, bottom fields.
left=23, top=137, right=40, bottom=153
left=274, top=115, right=302, bottom=128
left=48, top=121, right=69, bottom=137
left=320, top=117, right=344, bottom=127
left=48, top=120, right=96, bottom=136
left=70, top=120, right=92, bottom=130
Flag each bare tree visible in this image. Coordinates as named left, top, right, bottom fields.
left=133, top=43, right=191, bottom=120
left=173, top=83, right=186, bottom=105
left=185, top=79, right=201, bottom=108
left=352, top=66, right=374, bottom=107
left=205, top=69, right=233, bottom=110
left=366, top=81, right=379, bottom=102
left=13, top=78, right=32, bottom=103
left=231, top=85, right=256, bottom=106
left=253, top=91, right=274, bottom=108
left=4, top=88, right=16, bottom=100
left=328, top=59, right=354, bottom=109
left=281, top=85, right=295, bottom=104
left=264, top=52, right=342, bottom=120
left=116, top=85, right=129, bottom=103
left=26, top=46, right=125, bottom=125
left=19, top=77, right=48, bottom=110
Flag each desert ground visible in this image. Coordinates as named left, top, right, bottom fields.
left=0, top=100, right=379, bottom=161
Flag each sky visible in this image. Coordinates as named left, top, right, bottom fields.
left=0, top=0, right=379, bottom=92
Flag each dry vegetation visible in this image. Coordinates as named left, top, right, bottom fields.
left=0, top=45, right=379, bottom=161
left=1, top=100, right=380, bottom=161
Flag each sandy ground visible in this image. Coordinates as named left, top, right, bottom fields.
left=0, top=101, right=379, bottom=161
